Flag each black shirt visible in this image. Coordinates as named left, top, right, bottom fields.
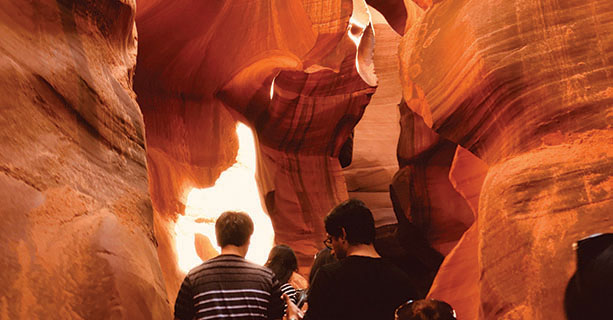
left=304, top=256, right=417, bottom=320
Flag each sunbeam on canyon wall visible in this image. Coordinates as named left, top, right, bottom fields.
left=175, top=123, right=274, bottom=273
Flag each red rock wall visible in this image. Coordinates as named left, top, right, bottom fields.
left=135, top=0, right=377, bottom=302
left=427, top=147, right=488, bottom=320
left=392, top=105, right=475, bottom=255
left=399, top=0, right=613, bottom=318
left=343, top=12, right=402, bottom=229
left=255, top=54, right=375, bottom=272
left=0, top=0, right=170, bottom=318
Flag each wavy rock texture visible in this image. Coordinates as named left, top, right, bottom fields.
left=343, top=11, right=402, bottom=229
left=392, top=104, right=474, bottom=255
left=0, top=0, right=170, bottom=319
left=135, top=0, right=377, bottom=299
left=255, top=51, right=376, bottom=272
left=389, top=103, right=477, bottom=296
left=427, top=147, right=488, bottom=320
left=400, top=0, right=613, bottom=318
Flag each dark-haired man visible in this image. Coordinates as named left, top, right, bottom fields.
left=304, top=199, right=418, bottom=320
left=174, top=211, right=287, bottom=320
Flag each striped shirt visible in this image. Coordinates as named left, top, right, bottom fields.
left=174, top=255, right=285, bottom=320
left=280, top=283, right=297, bottom=305
left=279, top=283, right=297, bottom=314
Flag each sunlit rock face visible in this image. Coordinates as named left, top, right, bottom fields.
left=0, top=0, right=170, bottom=319
left=399, top=0, right=613, bottom=318
left=178, top=124, right=275, bottom=271
left=256, top=54, right=375, bottom=272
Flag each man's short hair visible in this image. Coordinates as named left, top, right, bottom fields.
left=215, top=211, right=254, bottom=247
left=324, top=199, right=375, bottom=245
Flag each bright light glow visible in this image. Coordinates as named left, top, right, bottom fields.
left=347, top=16, right=366, bottom=47
left=347, top=1, right=378, bottom=87
left=175, top=123, right=274, bottom=273
left=270, top=76, right=276, bottom=100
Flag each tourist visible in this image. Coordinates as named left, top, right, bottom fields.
left=265, top=245, right=300, bottom=307
left=304, top=199, right=418, bottom=320
left=174, top=211, right=285, bottom=320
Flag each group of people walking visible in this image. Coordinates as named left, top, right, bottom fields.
left=173, top=199, right=456, bottom=320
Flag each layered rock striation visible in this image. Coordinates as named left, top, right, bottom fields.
left=399, top=0, right=613, bottom=318
left=135, top=0, right=379, bottom=302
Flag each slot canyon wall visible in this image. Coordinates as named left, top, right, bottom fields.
left=399, top=0, right=613, bottom=319
left=0, top=0, right=170, bottom=318
left=1, top=0, right=612, bottom=320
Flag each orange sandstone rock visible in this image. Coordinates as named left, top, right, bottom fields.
left=393, top=105, right=474, bottom=255
left=135, top=0, right=377, bottom=300
left=427, top=147, right=488, bottom=320
left=0, top=0, right=170, bottom=318
left=399, top=0, right=613, bottom=318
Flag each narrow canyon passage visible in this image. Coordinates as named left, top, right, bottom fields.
left=177, top=123, right=274, bottom=271
left=0, top=0, right=611, bottom=319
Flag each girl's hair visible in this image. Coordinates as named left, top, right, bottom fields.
left=265, top=244, right=298, bottom=284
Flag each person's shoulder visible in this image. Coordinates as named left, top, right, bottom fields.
left=323, top=259, right=343, bottom=270
left=227, top=257, right=278, bottom=280
left=378, top=259, right=416, bottom=292
left=310, top=260, right=343, bottom=284
left=379, top=258, right=409, bottom=276
left=187, top=255, right=255, bottom=276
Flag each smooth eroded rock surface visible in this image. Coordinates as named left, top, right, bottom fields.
left=0, top=1, right=170, bottom=318
left=399, top=0, right=613, bottom=318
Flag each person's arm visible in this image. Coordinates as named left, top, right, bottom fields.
left=174, top=276, right=195, bottom=320
left=280, top=283, right=299, bottom=305
left=282, top=293, right=303, bottom=320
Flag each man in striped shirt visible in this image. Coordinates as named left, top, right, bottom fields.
left=174, top=211, right=286, bottom=320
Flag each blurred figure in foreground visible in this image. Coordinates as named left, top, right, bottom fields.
left=394, top=299, right=456, bottom=320
left=564, top=233, right=613, bottom=320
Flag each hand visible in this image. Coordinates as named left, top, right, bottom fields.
left=282, top=293, right=304, bottom=320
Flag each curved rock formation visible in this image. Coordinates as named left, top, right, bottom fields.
left=427, top=146, right=488, bottom=320
left=0, top=0, right=170, bottom=318
left=393, top=102, right=475, bottom=255
left=343, top=11, right=402, bottom=228
left=135, top=0, right=378, bottom=301
left=4, top=1, right=611, bottom=318
left=399, top=0, right=613, bottom=318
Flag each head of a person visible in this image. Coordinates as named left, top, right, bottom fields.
left=265, top=244, right=298, bottom=284
left=324, top=199, right=375, bottom=259
left=564, top=233, right=613, bottom=320
left=215, top=211, right=254, bottom=249
left=394, top=299, right=456, bottom=320
left=309, top=247, right=338, bottom=286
